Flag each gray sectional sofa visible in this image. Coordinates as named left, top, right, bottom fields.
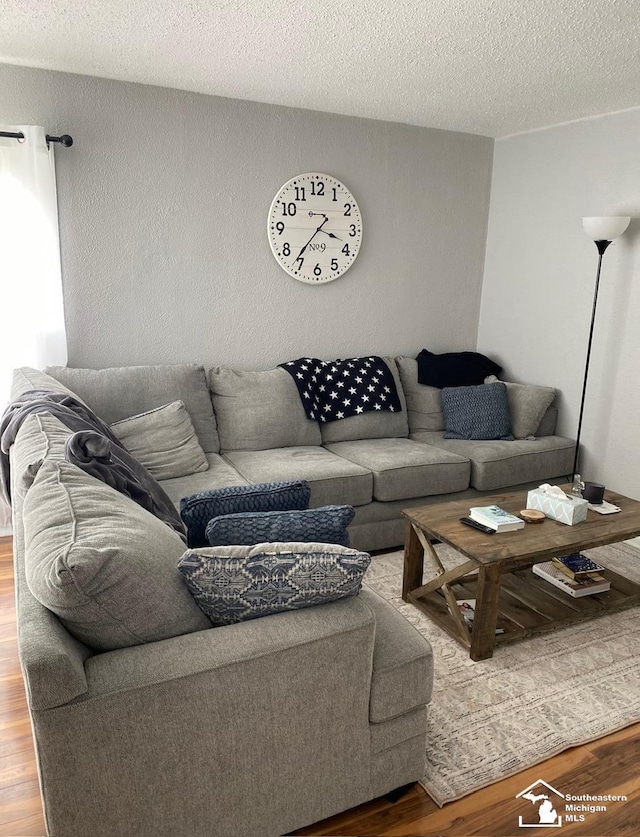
left=8, top=360, right=574, bottom=837
left=45, top=357, right=574, bottom=552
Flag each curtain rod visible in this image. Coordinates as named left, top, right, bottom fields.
left=0, top=130, right=73, bottom=147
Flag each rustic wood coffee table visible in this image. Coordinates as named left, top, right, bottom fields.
left=402, top=487, right=640, bottom=661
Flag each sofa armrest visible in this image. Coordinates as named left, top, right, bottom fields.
left=81, top=593, right=375, bottom=697
left=32, top=595, right=378, bottom=837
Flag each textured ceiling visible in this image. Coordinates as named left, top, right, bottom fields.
left=1, top=0, right=639, bottom=137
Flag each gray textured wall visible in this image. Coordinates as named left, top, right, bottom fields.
left=478, top=108, right=640, bottom=498
left=1, top=65, right=493, bottom=370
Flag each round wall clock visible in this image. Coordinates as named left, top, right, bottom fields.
left=268, top=173, right=363, bottom=283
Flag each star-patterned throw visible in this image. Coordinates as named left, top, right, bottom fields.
left=280, top=356, right=402, bottom=422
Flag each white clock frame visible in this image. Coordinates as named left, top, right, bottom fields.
left=267, top=173, right=363, bottom=284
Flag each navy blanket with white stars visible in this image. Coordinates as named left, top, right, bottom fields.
left=279, top=356, right=402, bottom=423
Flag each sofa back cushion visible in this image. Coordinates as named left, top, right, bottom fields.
left=319, top=358, right=409, bottom=443
left=45, top=365, right=219, bottom=453
left=11, top=367, right=86, bottom=403
left=395, top=356, right=444, bottom=432
left=22, top=460, right=211, bottom=651
left=10, top=413, right=71, bottom=500
left=208, top=366, right=321, bottom=451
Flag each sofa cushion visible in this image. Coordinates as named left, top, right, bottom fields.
left=45, top=365, right=219, bottom=453
left=157, top=453, right=248, bottom=509
left=22, top=460, right=211, bottom=651
left=395, top=356, right=444, bottom=432
left=442, top=382, right=513, bottom=440
left=180, top=480, right=311, bottom=548
left=208, top=366, right=321, bottom=451
left=11, top=367, right=86, bottom=403
left=10, top=413, right=71, bottom=499
left=412, top=430, right=575, bottom=491
left=206, top=505, right=355, bottom=547
left=111, top=401, right=209, bottom=480
left=223, top=447, right=373, bottom=508
left=325, top=438, right=470, bottom=501
left=178, top=542, right=371, bottom=626
left=320, top=358, right=409, bottom=444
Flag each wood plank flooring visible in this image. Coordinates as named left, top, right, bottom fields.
left=2, top=534, right=640, bottom=837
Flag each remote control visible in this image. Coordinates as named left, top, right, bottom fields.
left=459, top=516, right=496, bottom=534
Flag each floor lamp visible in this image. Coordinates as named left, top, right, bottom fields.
left=572, top=216, right=631, bottom=480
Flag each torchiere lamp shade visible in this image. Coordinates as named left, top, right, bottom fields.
left=582, top=216, right=630, bottom=241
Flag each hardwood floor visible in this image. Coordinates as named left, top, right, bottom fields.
left=2, top=534, right=640, bottom=837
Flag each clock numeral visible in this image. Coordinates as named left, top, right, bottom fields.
left=282, top=242, right=290, bottom=257
left=275, top=222, right=285, bottom=235
left=331, top=258, right=339, bottom=271
left=332, top=187, right=338, bottom=201
left=344, top=203, right=352, bottom=216
left=310, top=181, right=325, bottom=196
left=282, top=202, right=297, bottom=217
left=342, top=244, right=350, bottom=257
left=349, top=224, right=357, bottom=237
left=314, top=264, right=322, bottom=276
left=294, top=186, right=306, bottom=202
left=295, top=256, right=304, bottom=270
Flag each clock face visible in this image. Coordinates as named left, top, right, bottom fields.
left=268, top=173, right=362, bottom=284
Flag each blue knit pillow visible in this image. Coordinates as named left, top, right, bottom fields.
left=178, top=542, right=371, bottom=626
left=441, top=382, right=513, bottom=440
left=205, top=505, right=355, bottom=547
left=180, top=480, right=311, bottom=547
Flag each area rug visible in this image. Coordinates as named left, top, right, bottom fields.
left=363, top=541, right=640, bottom=806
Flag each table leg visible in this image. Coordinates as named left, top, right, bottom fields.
left=402, top=520, right=423, bottom=601
left=470, top=563, right=502, bottom=661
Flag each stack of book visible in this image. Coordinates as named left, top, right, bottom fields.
left=532, top=553, right=610, bottom=597
left=468, top=505, right=525, bottom=532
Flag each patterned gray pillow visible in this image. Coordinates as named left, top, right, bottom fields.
left=441, top=382, right=513, bottom=440
left=205, top=505, right=354, bottom=547
left=178, top=542, right=371, bottom=626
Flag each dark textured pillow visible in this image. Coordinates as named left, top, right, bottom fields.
left=416, top=349, right=502, bottom=389
left=205, top=505, right=355, bottom=547
left=441, top=382, right=513, bottom=440
left=180, top=480, right=311, bottom=547
left=178, top=542, right=371, bottom=626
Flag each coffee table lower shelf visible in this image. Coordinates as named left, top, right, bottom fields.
left=407, top=566, right=640, bottom=653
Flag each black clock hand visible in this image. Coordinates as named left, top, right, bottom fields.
left=318, top=229, right=342, bottom=241
left=298, top=217, right=329, bottom=258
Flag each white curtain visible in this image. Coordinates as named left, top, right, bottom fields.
left=0, top=125, right=68, bottom=534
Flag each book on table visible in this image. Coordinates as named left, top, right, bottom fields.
left=468, top=505, right=525, bottom=532
left=532, top=561, right=611, bottom=597
left=456, top=599, right=505, bottom=634
left=551, top=553, right=606, bottom=579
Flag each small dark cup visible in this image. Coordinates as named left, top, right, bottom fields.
left=583, top=481, right=605, bottom=504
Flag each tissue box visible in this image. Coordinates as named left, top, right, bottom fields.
left=526, top=488, right=589, bottom=526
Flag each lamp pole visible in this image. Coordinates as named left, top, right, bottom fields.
left=573, top=217, right=631, bottom=481
left=571, top=240, right=609, bottom=481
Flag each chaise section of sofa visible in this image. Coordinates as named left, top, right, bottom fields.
left=9, top=365, right=434, bottom=837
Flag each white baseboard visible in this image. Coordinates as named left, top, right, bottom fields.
left=0, top=526, right=12, bottom=537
